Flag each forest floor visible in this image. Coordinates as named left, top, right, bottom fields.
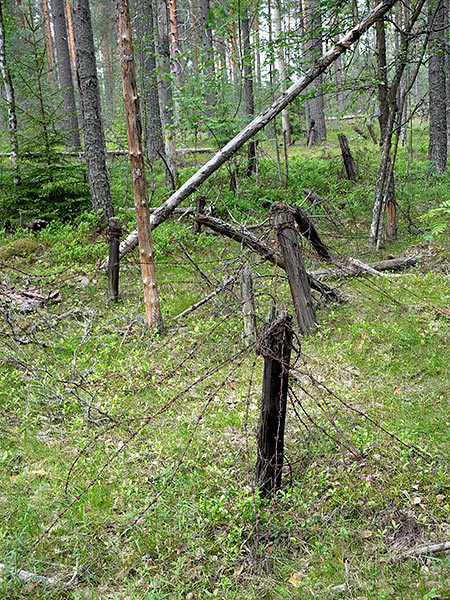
left=0, top=124, right=450, bottom=599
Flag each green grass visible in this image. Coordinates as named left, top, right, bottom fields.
left=0, top=122, right=449, bottom=599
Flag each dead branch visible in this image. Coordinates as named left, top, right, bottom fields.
left=174, top=276, right=235, bottom=320
left=402, top=541, right=450, bottom=558
left=309, top=255, right=420, bottom=279
left=289, top=205, right=332, bottom=260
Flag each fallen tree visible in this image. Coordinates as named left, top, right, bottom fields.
left=102, top=0, right=401, bottom=267
left=309, top=255, right=420, bottom=279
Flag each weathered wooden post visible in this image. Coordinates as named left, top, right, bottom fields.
left=367, top=123, right=378, bottom=145
left=289, top=205, right=332, bottom=260
left=193, top=195, right=206, bottom=235
left=337, top=133, right=357, bottom=183
left=272, top=203, right=316, bottom=335
left=256, top=314, right=293, bottom=497
left=240, top=261, right=257, bottom=343
left=107, top=217, right=121, bottom=301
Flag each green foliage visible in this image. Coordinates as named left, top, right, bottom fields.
left=421, top=198, right=450, bottom=239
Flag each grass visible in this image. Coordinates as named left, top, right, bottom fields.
left=0, top=122, right=449, bottom=599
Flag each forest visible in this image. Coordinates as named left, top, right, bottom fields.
left=0, top=0, right=449, bottom=597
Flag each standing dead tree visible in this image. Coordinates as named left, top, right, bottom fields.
left=116, top=0, right=163, bottom=332
left=103, top=0, right=403, bottom=267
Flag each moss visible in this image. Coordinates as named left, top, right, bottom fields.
left=0, top=238, right=39, bottom=261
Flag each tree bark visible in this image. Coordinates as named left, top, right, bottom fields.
left=168, top=0, right=182, bottom=123
left=116, top=0, right=163, bottom=332
left=272, top=203, right=316, bottom=335
left=256, top=315, right=293, bottom=496
left=41, top=0, right=56, bottom=82
left=428, top=0, right=448, bottom=173
left=0, top=0, right=20, bottom=182
left=136, top=0, right=165, bottom=160
left=72, top=0, right=113, bottom=220
left=273, top=0, right=292, bottom=145
left=51, top=0, right=81, bottom=149
left=104, top=0, right=403, bottom=263
left=302, top=0, right=326, bottom=144
left=155, top=0, right=178, bottom=186
left=200, top=0, right=217, bottom=110
left=242, top=6, right=257, bottom=175
left=376, top=18, right=389, bottom=143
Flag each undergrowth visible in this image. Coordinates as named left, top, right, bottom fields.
left=0, top=123, right=449, bottom=599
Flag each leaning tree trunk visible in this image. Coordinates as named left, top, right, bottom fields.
left=0, top=0, right=20, bottom=183
left=51, top=0, right=81, bottom=149
left=116, top=0, right=163, bottom=332
left=428, top=0, right=448, bottom=173
left=72, top=0, right=113, bottom=220
left=136, top=0, right=165, bottom=161
left=104, top=0, right=404, bottom=264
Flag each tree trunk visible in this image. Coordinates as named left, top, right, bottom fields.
left=41, top=0, right=56, bottom=82
left=136, top=0, right=165, bottom=160
left=273, top=0, right=292, bottom=145
left=116, top=0, right=164, bottom=332
left=200, top=0, right=217, bottom=110
left=168, top=0, right=182, bottom=124
left=428, top=0, right=448, bottom=173
left=376, top=18, right=389, bottom=143
left=302, top=0, right=326, bottom=144
left=72, top=0, right=114, bottom=220
left=65, top=0, right=76, bottom=72
left=0, top=0, right=20, bottom=182
left=242, top=6, right=257, bottom=175
left=51, top=0, right=81, bottom=149
left=155, top=0, right=178, bottom=186
left=105, top=0, right=404, bottom=262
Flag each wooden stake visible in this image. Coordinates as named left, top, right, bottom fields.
left=272, top=203, right=316, bottom=336
left=256, top=315, right=293, bottom=497
left=337, top=133, right=357, bottom=183
left=240, top=261, right=257, bottom=343
left=107, top=217, right=121, bottom=301
left=193, top=195, right=206, bottom=235
left=367, top=123, right=378, bottom=144
left=116, top=0, right=163, bottom=332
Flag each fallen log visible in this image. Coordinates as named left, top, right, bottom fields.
left=196, top=215, right=346, bottom=303
left=103, top=0, right=402, bottom=267
left=309, top=255, right=420, bottom=279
